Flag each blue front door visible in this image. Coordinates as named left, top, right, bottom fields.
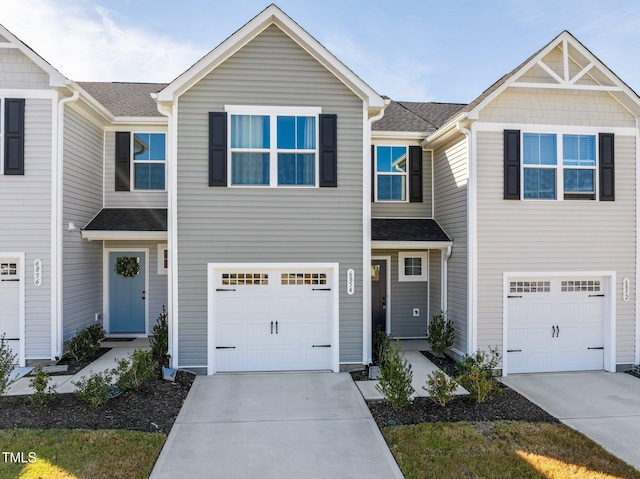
left=109, top=251, right=146, bottom=334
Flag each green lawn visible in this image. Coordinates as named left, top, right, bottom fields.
left=383, top=421, right=640, bottom=479
left=0, top=429, right=165, bottom=479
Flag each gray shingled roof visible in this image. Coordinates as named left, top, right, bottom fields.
left=372, top=218, right=451, bottom=242
left=78, top=82, right=168, bottom=117
left=84, top=208, right=167, bottom=231
left=372, top=101, right=466, bottom=132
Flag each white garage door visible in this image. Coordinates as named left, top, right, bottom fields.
left=0, top=259, right=21, bottom=364
left=212, top=267, right=334, bottom=372
left=507, top=277, right=605, bottom=374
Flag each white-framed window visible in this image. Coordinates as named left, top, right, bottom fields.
left=226, top=106, right=320, bottom=187
left=375, top=145, right=408, bottom=202
left=398, top=252, right=428, bottom=282
left=133, top=133, right=166, bottom=190
left=523, top=132, right=596, bottom=200
left=157, top=244, right=168, bottom=275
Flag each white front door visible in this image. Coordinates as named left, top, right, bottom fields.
left=212, top=267, right=334, bottom=372
left=0, top=258, right=21, bottom=364
left=507, top=277, right=605, bottom=374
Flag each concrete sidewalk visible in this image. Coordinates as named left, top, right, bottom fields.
left=4, top=338, right=150, bottom=395
left=150, top=372, right=404, bottom=479
left=503, top=371, right=640, bottom=471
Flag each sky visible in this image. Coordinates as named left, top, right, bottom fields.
left=1, top=0, right=640, bottom=103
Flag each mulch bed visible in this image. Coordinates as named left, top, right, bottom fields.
left=0, top=370, right=195, bottom=434
left=351, top=350, right=559, bottom=428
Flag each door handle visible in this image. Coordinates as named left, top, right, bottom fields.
left=556, top=325, right=559, bottom=337
left=382, top=297, right=386, bottom=310
left=276, top=321, right=278, bottom=334
left=142, top=290, right=146, bottom=300
left=271, top=321, right=273, bottom=334
left=552, top=325, right=556, bottom=337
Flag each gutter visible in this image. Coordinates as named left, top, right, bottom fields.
left=53, top=88, right=80, bottom=360
left=441, top=244, right=453, bottom=313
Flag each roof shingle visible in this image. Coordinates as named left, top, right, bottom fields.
left=78, top=82, right=168, bottom=117
left=371, top=218, right=451, bottom=242
left=84, top=208, right=167, bottom=231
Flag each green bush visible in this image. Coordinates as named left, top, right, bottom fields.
left=424, top=370, right=458, bottom=407
left=150, top=307, right=169, bottom=367
left=29, top=366, right=56, bottom=405
left=427, top=311, right=455, bottom=357
left=112, top=349, right=157, bottom=392
left=65, top=324, right=105, bottom=363
left=376, top=341, right=414, bottom=409
left=372, top=330, right=391, bottom=366
left=73, top=370, right=113, bottom=408
left=0, top=334, right=17, bottom=397
left=456, top=346, right=501, bottom=403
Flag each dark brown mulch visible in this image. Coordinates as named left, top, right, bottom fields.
left=0, top=371, right=195, bottom=434
left=351, top=350, right=558, bottom=427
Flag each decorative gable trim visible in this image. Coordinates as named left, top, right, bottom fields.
left=156, top=5, right=385, bottom=114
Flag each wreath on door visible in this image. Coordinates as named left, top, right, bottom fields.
left=116, top=257, right=140, bottom=277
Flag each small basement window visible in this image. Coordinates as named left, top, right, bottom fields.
left=398, top=252, right=428, bottom=282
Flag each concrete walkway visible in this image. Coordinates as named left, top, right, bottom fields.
left=150, top=372, right=404, bottom=479
left=4, top=338, right=149, bottom=395
left=503, top=371, right=640, bottom=471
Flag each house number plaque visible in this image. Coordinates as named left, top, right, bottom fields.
left=34, top=259, right=42, bottom=286
left=622, top=277, right=630, bottom=302
left=346, top=269, right=355, bottom=295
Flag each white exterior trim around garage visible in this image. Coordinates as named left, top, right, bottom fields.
left=207, top=263, right=340, bottom=374
left=502, top=271, right=616, bottom=376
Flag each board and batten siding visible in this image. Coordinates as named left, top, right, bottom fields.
left=0, top=47, right=50, bottom=89
left=0, top=98, right=53, bottom=359
left=62, top=106, right=104, bottom=340
left=104, top=240, right=168, bottom=334
left=175, top=25, right=365, bottom=366
left=433, top=135, right=468, bottom=354
left=104, top=130, right=168, bottom=208
left=371, top=146, right=433, bottom=218
left=476, top=129, right=636, bottom=365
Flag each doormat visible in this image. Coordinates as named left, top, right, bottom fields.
left=102, top=338, right=136, bottom=342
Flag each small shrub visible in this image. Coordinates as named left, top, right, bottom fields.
left=73, top=370, right=113, bottom=408
left=150, top=307, right=169, bottom=367
left=65, top=324, right=105, bottom=363
left=427, top=311, right=455, bottom=357
left=456, top=346, right=501, bottom=403
left=376, top=341, right=414, bottom=409
left=424, top=370, right=458, bottom=407
left=0, top=334, right=17, bottom=397
left=113, top=349, right=157, bottom=392
left=29, top=366, right=56, bottom=405
left=372, top=330, right=391, bottom=366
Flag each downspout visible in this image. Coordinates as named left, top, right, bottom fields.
left=363, top=100, right=390, bottom=365
left=456, top=121, right=477, bottom=355
left=441, top=245, right=452, bottom=313
left=636, top=116, right=640, bottom=367
left=54, top=89, right=80, bottom=360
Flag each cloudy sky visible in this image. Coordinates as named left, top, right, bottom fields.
left=1, top=0, right=639, bottom=103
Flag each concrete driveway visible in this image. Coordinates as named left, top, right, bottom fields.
left=150, top=372, right=403, bottom=479
left=503, top=371, right=640, bottom=471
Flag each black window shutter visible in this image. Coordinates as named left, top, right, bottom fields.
left=599, top=133, right=615, bottom=201
left=408, top=146, right=423, bottom=202
left=319, top=114, right=337, bottom=187
left=4, top=98, right=25, bottom=175
left=209, top=112, right=227, bottom=187
left=115, top=132, right=131, bottom=191
left=504, top=130, right=521, bottom=200
left=371, top=145, right=376, bottom=201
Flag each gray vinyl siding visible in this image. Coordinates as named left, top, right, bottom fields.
left=0, top=98, right=53, bottom=359
left=476, top=130, right=636, bottom=365
left=372, top=147, right=433, bottom=217
left=175, top=25, right=364, bottom=366
left=429, top=249, right=441, bottom=321
left=433, top=135, right=468, bottom=354
left=374, top=250, right=428, bottom=338
left=62, top=106, right=103, bottom=340
left=104, top=130, right=168, bottom=208
left=0, top=48, right=50, bottom=89
left=104, top=240, right=168, bottom=333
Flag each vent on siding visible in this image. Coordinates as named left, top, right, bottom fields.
left=509, top=281, right=550, bottom=293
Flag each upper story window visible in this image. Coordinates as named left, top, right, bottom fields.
left=227, top=107, right=319, bottom=187
left=519, top=132, right=597, bottom=201
left=133, top=133, right=166, bottom=190
left=375, top=146, right=408, bottom=201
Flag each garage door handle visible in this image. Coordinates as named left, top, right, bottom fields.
left=589, top=294, right=605, bottom=297
left=276, top=321, right=278, bottom=334
left=1, top=278, right=19, bottom=282
left=216, top=346, right=236, bottom=349
left=508, top=295, right=522, bottom=298
left=507, top=349, right=521, bottom=353
left=271, top=321, right=273, bottom=334
left=312, top=345, right=331, bottom=348
left=588, top=347, right=604, bottom=350
left=216, top=288, right=236, bottom=292
left=312, top=288, right=331, bottom=291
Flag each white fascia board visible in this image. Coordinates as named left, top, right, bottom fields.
left=81, top=231, right=167, bottom=241
left=372, top=131, right=430, bottom=141
left=422, top=113, right=469, bottom=148
left=112, top=116, right=168, bottom=126
left=371, top=240, right=452, bottom=250
left=157, top=5, right=384, bottom=109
